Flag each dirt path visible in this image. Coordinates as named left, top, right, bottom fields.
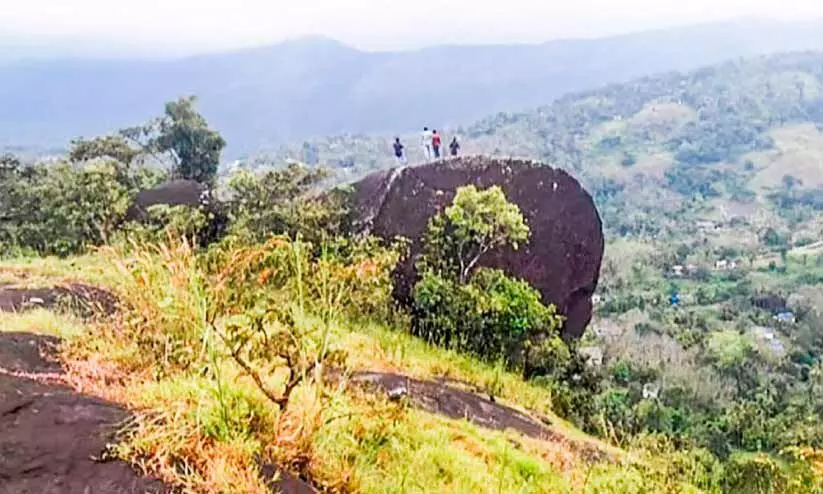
left=0, top=332, right=167, bottom=494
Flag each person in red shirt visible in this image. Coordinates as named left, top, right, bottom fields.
left=431, top=130, right=442, bottom=159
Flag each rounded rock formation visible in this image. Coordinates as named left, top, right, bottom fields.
left=348, top=156, right=604, bottom=339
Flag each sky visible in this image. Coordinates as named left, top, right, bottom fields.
left=2, top=0, right=823, bottom=56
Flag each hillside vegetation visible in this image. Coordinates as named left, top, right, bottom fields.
left=4, top=49, right=823, bottom=492
left=269, top=51, right=823, bottom=234
left=265, top=50, right=823, bottom=490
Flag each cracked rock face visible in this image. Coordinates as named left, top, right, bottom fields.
left=347, top=157, right=604, bottom=339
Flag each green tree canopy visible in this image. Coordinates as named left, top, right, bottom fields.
left=122, top=96, right=225, bottom=185
left=69, top=135, right=140, bottom=166
left=422, top=185, right=529, bottom=283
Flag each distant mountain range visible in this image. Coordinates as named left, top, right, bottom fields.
left=5, top=18, right=823, bottom=157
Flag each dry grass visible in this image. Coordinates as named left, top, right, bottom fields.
left=748, top=124, right=823, bottom=191
left=0, top=253, right=114, bottom=288
left=3, top=244, right=683, bottom=493
left=0, top=308, right=86, bottom=339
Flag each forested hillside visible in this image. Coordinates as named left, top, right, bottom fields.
left=6, top=19, right=823, bottom=156
left=269, top=51, right=823, bottom=234
left=6, top=45, right=823, bottom=492
left=265, top=50, right=823, bottom=482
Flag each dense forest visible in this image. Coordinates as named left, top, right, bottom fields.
left=4, top=50, right=823, bottom=492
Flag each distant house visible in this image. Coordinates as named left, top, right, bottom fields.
left=591, top=294, right=602, bottom=305
left=714, top=259, right=738, bottom=271
left=642, top=383, right=661, bottom=400
left=774, top=312, right=796, bottom=324
left=579, top=347, right=604, bottom=368
left=672, top=265, right=684, bottom=277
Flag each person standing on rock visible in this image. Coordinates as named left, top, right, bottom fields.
left=449, top=136, right=460, bottom=156
left=393, top=137, right=407, bottom=165
left=432, top=130, right=442, bottom=159
left=421, top=127, right=433, bottom=160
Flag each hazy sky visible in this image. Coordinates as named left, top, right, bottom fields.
left=3, top=0, right=823, bottom=55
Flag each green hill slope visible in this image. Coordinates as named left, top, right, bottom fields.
left=263, top=55, right=823, bottom=477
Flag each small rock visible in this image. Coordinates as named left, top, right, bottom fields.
left=388, top=386, right=408, bottom=401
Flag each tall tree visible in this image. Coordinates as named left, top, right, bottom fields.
left=154, top=96, right=226, bottom=184
left=122, top=96, right=225, bottom=185
left=422, top=185, right=529, bottom=283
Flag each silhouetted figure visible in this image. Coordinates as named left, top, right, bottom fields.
left=421, top=127, right=433, bottom=160
left=393, top=137, right=406, bottom=164
left=432, top=130, right=442, bottom=158
left=449, top=137, right=460, bottom=156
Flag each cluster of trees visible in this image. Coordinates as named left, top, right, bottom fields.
left=589, top=233, right=823, bottom=470
left=0, top=97, right=344, bottom=256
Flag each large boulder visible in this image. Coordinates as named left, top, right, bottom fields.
left=348, top=156, right=604, bottom=339
left=126, top=179, right=228, bottom=245
left=126, top=179, right=207, bottom=221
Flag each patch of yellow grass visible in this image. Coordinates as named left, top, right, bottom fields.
left=748, top=124, right=823, bottom=190
left=0, top=253, right=116, bottom=288
left=0, top=308, right=85, bottom=339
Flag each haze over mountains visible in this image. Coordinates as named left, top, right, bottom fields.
left=4, top=18, right=823, bottom=157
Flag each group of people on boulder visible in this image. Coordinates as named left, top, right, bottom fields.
left=393, top=127, right=460, bottom=164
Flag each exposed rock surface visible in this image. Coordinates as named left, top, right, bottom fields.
left=126, top=179, right=207, bottom=220
left=348, top=371, right=607, bottom=461
left=0, top=284, right=118, bottom=315
left=0, top=332, right=167, bottom=494
left=348, top=156, right=604, bottom=339
left=126, top=179, right=228, bottom=245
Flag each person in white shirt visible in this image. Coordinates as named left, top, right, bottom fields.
left=420, top=127, right=433, bottom=161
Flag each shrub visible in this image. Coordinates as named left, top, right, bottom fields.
left=115, top=205, right=209, bottom=247
left=420, top=185, right=529, bottom=284
left=225, top=165, right=346, bottom=244
left=725, top=454, right=788, bottom=494
left=412, top=268, right=562, bottom=366
left=1, top=161, right=134, bottom=256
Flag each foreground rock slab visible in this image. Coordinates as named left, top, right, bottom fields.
left=0, top=332, right=166, bottom=494
left=350, top=371, right=607, bottom=462
left=0, top=284, right=118, bottom=314
left=349, top=156, right=604, bottom=338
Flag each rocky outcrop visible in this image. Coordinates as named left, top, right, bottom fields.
left=126, top=179, right=208, bottom=221
left=752, top=293, right=787, bottom=313
left=348, top=156, right=604, bottom=339
left=0, top=332, right=168, bottom=494
left=125, top=180, right=227, bottom=245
